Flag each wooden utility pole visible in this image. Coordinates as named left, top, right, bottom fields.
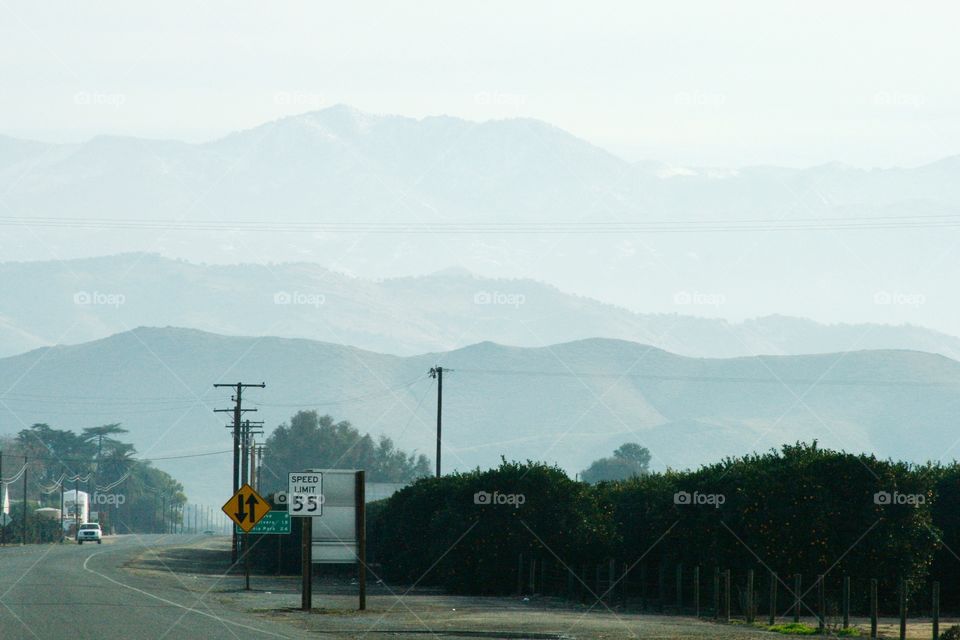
left=0, top=450, right=4, bottom=546
left=429, top=366, right=443, bottom=477
left=356, top=470, right=366, bottom=610
left=22, top=457, right=27, bottom=544
left=214, top=382, right=265, bottom=562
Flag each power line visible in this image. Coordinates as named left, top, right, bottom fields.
left=5, top=213, right=960, bottom=233
left=454, top=367, right=960, bottom=387
left=0, top=449, right=232, bottom=469
left=248, top=375, right=428, bottom=408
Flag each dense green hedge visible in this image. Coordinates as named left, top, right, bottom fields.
left=369, top=459, right=614, bottom=593
left=369, top=444, right=960, bottom=602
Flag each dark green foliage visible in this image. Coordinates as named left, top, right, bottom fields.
left=581, top=442, right=651, bottom=483
left=370, top=459, right=615, bottom=593
left=371, top=443, right=949, bottom=598
left=941, top=626, right=960, bottom=640
left=261, top=411, right=431, bottom=493
left=1, top=422, right=185, bottom=537
left=604, top=443, right=937, bottom=603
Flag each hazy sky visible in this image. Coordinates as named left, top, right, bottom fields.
left=1, top=1, right=957, bottom=168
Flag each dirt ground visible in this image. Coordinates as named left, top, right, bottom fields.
left=123, top=537, right=956, bottom=639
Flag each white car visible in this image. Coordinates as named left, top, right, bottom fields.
left=76, top=522, right=102, bottom=544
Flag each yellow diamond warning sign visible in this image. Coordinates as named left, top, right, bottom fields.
left=222, top=483, right=271, bottom=533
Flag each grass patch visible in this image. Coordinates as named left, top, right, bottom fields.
left=766, top=623, right=860, bottom=636
left=767, top=623, right=818, bottom=635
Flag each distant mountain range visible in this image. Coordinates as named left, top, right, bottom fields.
left=5, top=105, right=960, bottom=223
left=1, top=253, right=960, bottom=361
left=1, top=327, right=959, bottom=505
left=2, top=105, right=960, bottom=335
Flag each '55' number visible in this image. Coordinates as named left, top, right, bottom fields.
left=291, top=494, right=322, bottom=515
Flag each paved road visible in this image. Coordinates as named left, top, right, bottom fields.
left=0, top=534, right=315, bottom=640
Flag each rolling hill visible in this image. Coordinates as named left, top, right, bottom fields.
left=2, top=253, right=960, bottom=362
left=3, top=106, right=960, bottom=337
left=1, top=326, right=958, bottom=505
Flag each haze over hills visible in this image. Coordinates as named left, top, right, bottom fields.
left=2, top=253, right=960, bottom=362
left=2, top=105, right=960, bottom=335
left=1, top=326, right=959, bottom=505
left=5, top=105, right=960, bottom=222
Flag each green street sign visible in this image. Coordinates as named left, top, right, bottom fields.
left=235, top=510, right=290, bottom=535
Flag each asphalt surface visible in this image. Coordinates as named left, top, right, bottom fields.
left=0, top=534, right=315, bottom=640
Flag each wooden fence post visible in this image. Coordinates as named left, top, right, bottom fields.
left=694, top=566, right=700, bottom=618
left=794, top=574, right=802, bottom=623
left=580, top=563, right=587, bottom=602
left=899, top=578, right=907, bottom=640
left=713, top=566, right=720, bottom=620
left=843, top=575, right=850, bottom=629
left=769, top=571, right=777, bottom=626
left=817, top=575, right=825, bottom=635
left=933, top=581, right=940, bottom=640
left=724, top=569, right=731, bottom=622
left=517, top=553, right=524, bottom=595
left=621, top=561, right=629, bottom=607
left=640, top=560, right=647, bottom=611
left=608, top=559, right=615, bottom=605
left=604, top=558, right=617, bottom=604
left=747, top=569, right=755, bottom=623
left=870, top=578, right=878, bottom=640
left=658, top=563, right=666, bottom=612
left=677, top=563, right=683, bottom=611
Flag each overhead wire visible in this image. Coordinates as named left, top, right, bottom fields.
left=4, top=213, right=960, bottom=233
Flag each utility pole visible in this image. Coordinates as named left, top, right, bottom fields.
left=428, top=366, right=446, bottom=477
left=22, top=456, right=28, bottom=544
left=214, top=382, right=265, bottom=562
left=254, top=444, right=266, bottom=492
left=0, top=450, right=4, bottom=546
left=239, top=420, right=264, bottom=488
left=249, top=437, right=257, bottom=490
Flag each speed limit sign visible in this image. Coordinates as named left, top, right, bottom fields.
left=288, top=472, right=324, bottom=516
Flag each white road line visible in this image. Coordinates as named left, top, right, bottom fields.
left=82, top=549, right=294, bottom=639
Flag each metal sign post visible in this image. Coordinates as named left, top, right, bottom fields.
left=301, top=516, right=312, bottom=610
left=289, top=472, right=322, bottom=610
left=221, top=483, right=271, bottom=591
left=290, top=469, right=366, bottom=611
